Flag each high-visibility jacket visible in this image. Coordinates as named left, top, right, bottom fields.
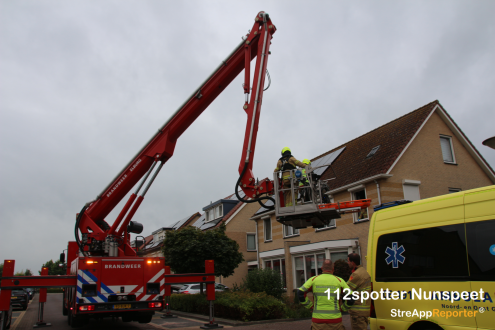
left=298, top=168, right=308, bottom=186
left=298, top=274, right=351, bottom=324
left=346, top=265, right=371, bottom=316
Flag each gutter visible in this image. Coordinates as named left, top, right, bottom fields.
left=250, top=209, right=275, bottom=220
left=325, top=174, right=393, bottom=195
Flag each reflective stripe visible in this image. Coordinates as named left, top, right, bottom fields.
left=299, top=286, right=309, bottom=293
left=351, top=305, right=370, bottom=310
left=313, top=309, right=341, bottom=314
left=314, top=292, right=338, bottom=298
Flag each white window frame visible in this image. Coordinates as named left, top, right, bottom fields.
left=293, top=250, right=350, bottom=288
left=316, top=219, right=336, bottom=231
left=440, top=135, right=456, bottom=164
left=283, top=224, right=300, bottom=237
left=264, top=257, right=286, bottom=287
left=402, top=179, right=421, bottom=201
left=263, top=216, right=272, bottom=242
left=316, top=196, right=336, bottom=231
left=205, top=204, right=223, bottom=223
left=246, top=233, right=257, bottom=251
left=348, top=186, right=369, bottom=223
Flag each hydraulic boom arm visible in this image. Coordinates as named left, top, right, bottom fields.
left=76, top=12, right=276, bottom=257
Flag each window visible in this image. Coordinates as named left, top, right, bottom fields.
left=448, top=188, right=461, bottom=193
left=466, top=219, right=495, bottom=281
left=284, top=224, right=299, bottom=237
left=403, top=180, right=421, bottom=201
left=294, top=252, right=326, bottom=288
left=330, top=252, right=348, bottom=263
left=317, top=196, right=337, bottom=230
left=440, top=135, right=456, bottom=164
left=351, top=188, right=369, bottom=222
left=264, top=258, right=286, bottom=287
left=375, top=223, right=469, bottom=281
left=247, top=233, right=256, bottom=251
left=264, top=218, right=272, bottom=241
left=316, top=219, right=336, bottom=231
left=205, top=204, right=223, bottom=222
left=366, top=145, right=380, bottom=158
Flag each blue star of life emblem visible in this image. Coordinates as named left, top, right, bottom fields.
left=385, top=242, right=405, bottom=268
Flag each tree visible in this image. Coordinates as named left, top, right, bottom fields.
left=38, top=259, right=66, bottom=275
left=162, top=224, right=244, bottom=278
left=24, top=269, right=33, bottom=276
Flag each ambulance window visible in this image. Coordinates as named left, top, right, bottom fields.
left=466, top=219, right=495, bottom=281
left=375, top=224, right=468, bottom=281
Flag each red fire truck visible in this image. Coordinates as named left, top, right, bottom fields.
left=1, top=11, right=370, bottom=329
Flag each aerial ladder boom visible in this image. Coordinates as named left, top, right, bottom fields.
left=76, top=12, right=276, bottom=257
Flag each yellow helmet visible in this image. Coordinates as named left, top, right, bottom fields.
left=302, top=159, right=311, bottom=165
left=281, top=147, right=291, bottom=155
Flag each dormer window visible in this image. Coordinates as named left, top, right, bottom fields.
left=205, top=204, right=223, bottom=222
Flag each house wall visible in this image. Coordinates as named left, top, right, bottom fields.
left=255, top=194, right=371, bottom=299
left=254, top=111, right=494, bottom=299
left=217, top=201, right=260, bottom=288
left=387, top=111, right=493, bottom=198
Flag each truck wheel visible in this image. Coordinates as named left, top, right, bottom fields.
left=69, top=313, right=85, bottom=328
left=138, top=314, right=153, bottom=323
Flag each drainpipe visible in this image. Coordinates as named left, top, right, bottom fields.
left=374, top=180, right=382, bottom=205
left=256, top=220, right=260, bottom=269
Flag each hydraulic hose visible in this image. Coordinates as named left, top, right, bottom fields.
left=75, top=205, right=89, bottom=256
left=235, top=162, right=275, bottom=210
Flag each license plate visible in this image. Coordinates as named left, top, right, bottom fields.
left=114, top=304, right=131, bottom=310
left=11, top=296, right=17, bottom=299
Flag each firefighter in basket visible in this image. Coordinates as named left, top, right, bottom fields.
left=274, top=147, right=307, bottom=207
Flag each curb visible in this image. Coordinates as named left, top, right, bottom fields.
left=158, top=310, right=310, bottom=327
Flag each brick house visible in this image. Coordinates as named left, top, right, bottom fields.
left=250, top=100, right=495, bottom=298
left=139, top=212, right=201, bottom=257
left=190, top=193, right=260, bottom=288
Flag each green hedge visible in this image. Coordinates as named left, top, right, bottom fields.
left=170, top=290, right=286, bottom=322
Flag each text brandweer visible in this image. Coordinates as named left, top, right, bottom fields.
left=105, top=264, right=141, bottom=269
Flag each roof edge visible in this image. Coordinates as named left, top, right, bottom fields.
left=434, top=105, right=495, bottom=183
left=326, top=174, right=393, bottom=195
left=386, top=104, right=438, bottom=174
left=312, top=100, right=440, bottom=162
left=250, top=209, right=275, bottom=220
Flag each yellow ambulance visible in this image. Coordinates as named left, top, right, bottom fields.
left=367, top=185, right=495, bottom=330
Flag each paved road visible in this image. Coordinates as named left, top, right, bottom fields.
left=11, top=293, right=362, bottom=330
left=12, top=293, right=208, bottom=330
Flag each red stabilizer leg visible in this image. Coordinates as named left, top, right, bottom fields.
left=33, top=267, right=51, bottom=328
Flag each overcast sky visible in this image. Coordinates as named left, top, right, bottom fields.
left=1, top=1, right=494, bottom=273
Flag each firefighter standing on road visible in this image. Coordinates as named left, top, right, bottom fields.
left=274, top=147, right=306, bottom=206
left=298, top=259, right=354, bottom=330
left=346, top=253, right=371, bottom=330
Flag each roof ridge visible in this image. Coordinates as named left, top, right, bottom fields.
left=312, top=100, right=439, bottom=161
